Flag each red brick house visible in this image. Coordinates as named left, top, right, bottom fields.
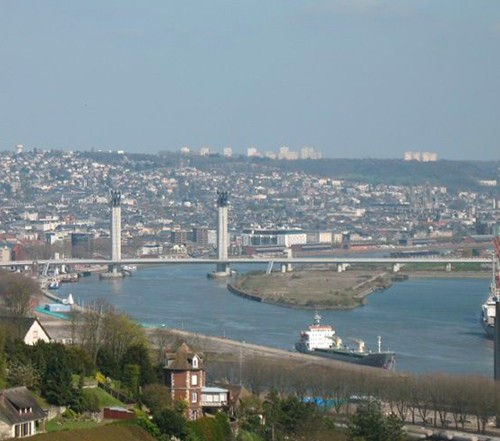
left=163, top=343, right=205, bottom=420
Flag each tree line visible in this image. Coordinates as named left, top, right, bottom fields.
left=207, top=354, right=500, bottom=435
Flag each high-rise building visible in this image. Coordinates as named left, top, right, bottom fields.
left=278, top=146, right=290, bottom=159
left=404, top=151, right=438, bottom=162
left=193, top=227, right=209, bottom=247
left=247, top=147, right=259, bottom=157
left=422, top=152, right=438, bottom=162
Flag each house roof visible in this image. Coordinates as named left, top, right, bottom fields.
left=201, top=387, right=228, bottom=394
left=0, top=316, right=51, bottom=342
left=165, top=342, right=204, bottom=371
left=0, top=387, right=47, bottom=424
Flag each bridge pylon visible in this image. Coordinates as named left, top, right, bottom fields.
left=101, top=189, right=124, bottom=279
left=208, top=190, right=232, bottom=278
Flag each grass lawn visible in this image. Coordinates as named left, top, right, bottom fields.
left=45, top=388, right=126, bottom=433
left=82, top=387, right=126, bottom=408
left=33, top=423, right=156, bottom=441
left=46, top=419, right=109, bottom=432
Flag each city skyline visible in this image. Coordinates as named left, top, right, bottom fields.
left=1, top=1, right=499, bottom=160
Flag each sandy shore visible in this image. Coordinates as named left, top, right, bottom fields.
left=404, top=270, right=490, bottom=279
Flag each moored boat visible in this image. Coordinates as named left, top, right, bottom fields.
left=47, top=279, right=60, bottom=290
left=295, top=313, right=395, bottom=370
left=480, top=240, right=500, bottom=339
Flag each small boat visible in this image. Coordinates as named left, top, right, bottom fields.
left=59, top=273, right=79, bottom=283
left=47, top=279, right=60, bottom=290
left=122, top=265, right=137, bottom=272
left=480, top=244, right=500, bottom=339
left=295, top=313, right=395, bottom=370
left=62, top=293, right=74, bottom=306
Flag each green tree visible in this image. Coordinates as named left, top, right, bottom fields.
left=348, top=400, right=405, bottom=441
left=123, top=363, right=141, bottom=398
left=121, top=343, right=155, bottom=386
left=40, top=343, right=75, bottom=405
left=7, top=360, right=40, bottom=390
left=101, top=311, right=148, bottom=363
left=186, top=413, right=232, bottom=441
left=0, top=327, right=7, bottom=388
left=66, top=345, right=96, bottom=376
left=140, top=383, right=173, bottom=414
left=96, top=346, right=120, bottom=378
left=153, top=408, right=188, bottom=440
left=263, top=389, right=283, bottom=441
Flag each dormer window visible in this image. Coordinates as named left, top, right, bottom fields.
left=192, top=356, right=198, bottom=368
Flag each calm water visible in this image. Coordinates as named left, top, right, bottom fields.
left=55, top=264, right=492, bottom=376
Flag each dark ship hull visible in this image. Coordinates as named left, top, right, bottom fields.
left=481, top=318, right=494, bottom=339
left=295, top=342, right=395, bottom=370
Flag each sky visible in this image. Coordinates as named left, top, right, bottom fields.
left=0, top=1, right=499, bottom=160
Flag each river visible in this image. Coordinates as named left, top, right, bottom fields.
left=55, top=263, right=492, bottom=376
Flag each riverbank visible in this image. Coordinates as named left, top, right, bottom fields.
left=228, top=267, right=490, bottom=310
left=404, top=270, right=490, bottom=279
left=33, top=287, right=394, bottom=376
left=229, top=269, right=395, bottom=310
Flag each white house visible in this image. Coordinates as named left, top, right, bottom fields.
left=0, top=317, right=51, bottom=345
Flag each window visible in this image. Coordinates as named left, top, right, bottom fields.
left=192, top=356, right=198, bottom=368
left=191, top=392, right=198, bottom=403
left=191, top=374, right=198, bottom=386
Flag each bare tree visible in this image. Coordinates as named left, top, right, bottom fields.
left=448, top=375, right=470, bottom=430
left=465, top=375, right=498, bottom=433
left=101, top=310, right=147, bottom=363
left=151, top=326, right=174, bottom=365
left=77, top=299, right=111, bottom=362
left=0, top=271, right=41, bottom=317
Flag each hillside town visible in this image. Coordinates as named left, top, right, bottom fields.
left=0, top=148, right=499, bottom=262
left=0, top=148, right=500, bottom=440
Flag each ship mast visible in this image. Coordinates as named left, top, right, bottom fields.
left=494, top=236, right=500, bottom=297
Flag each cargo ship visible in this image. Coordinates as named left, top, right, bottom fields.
left=481, top=239, right=500, bottom=339
left=295, top=313, right=395, bottom=370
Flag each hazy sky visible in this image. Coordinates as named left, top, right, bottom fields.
left=1, top=1, right=499, bottom=160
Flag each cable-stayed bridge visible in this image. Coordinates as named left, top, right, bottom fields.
left=0, top=256, right=491, bottom=269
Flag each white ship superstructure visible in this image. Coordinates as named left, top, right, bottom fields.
left=301, top=313, right=337, bottom=350
left=481, top=238, right=500, bottom=339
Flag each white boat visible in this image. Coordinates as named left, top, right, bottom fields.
left=122, top=265, right=137, bottom=272
left=62, top=293, right=74, bottom=305
left=481, top=246, right=500, bottom=339
left=47, top=279, right=60, bottom=290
